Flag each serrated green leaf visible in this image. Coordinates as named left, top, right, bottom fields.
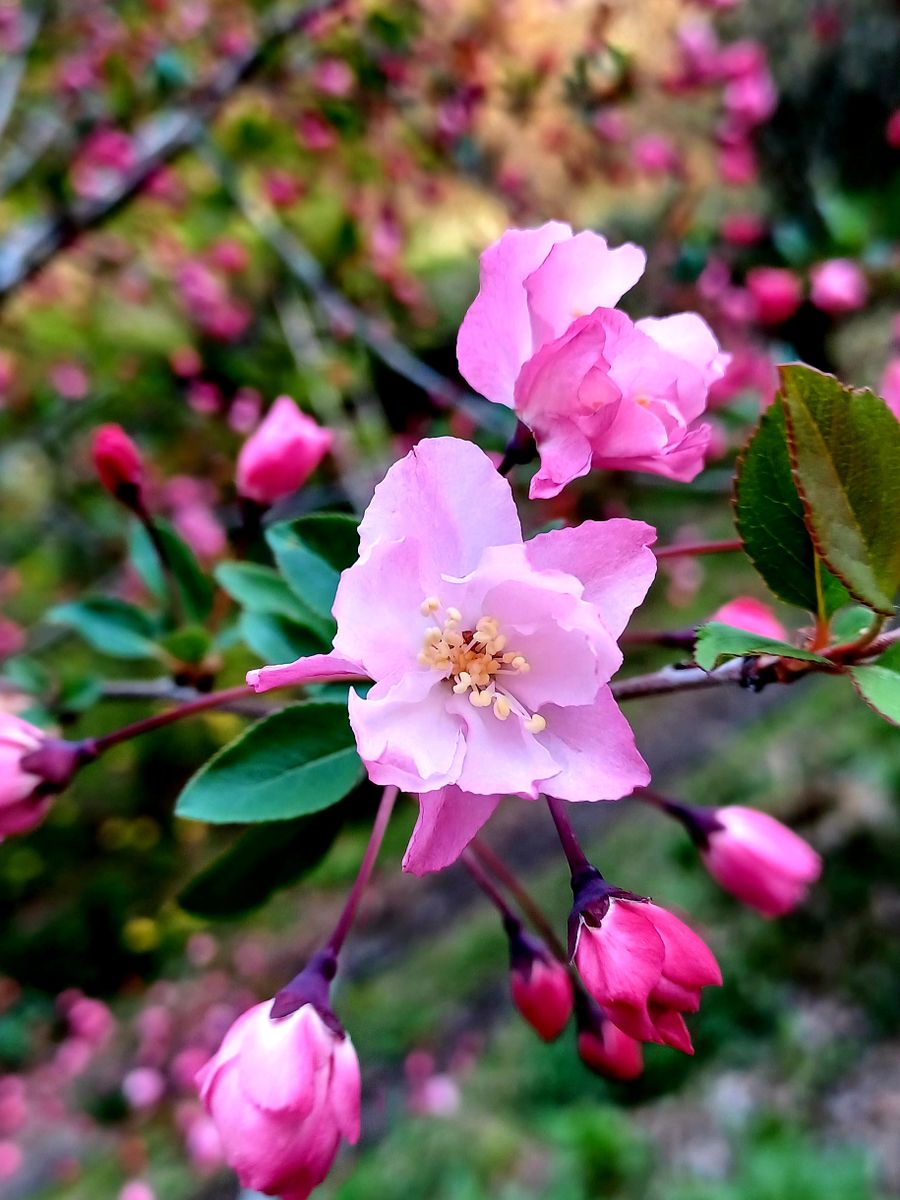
left=694, top=622, right=830, bottom=672
left=175, top=701, right=364, bottom=823
left=848, top=642, right=900, bottom=726
left=215, top=562, right=329, bottom=638
left=129, top=520, right=214, bottom=622
left=265, top=512, right=359, bottom=626
left=178, top=805, right=344, bottom=918
left=238, top=611, right=327, bottom=665
left=780, top=364, right=900, bottom=616
left=734, top=398, right=849, bottom=615
left=48, top=598, right=161, bottom=660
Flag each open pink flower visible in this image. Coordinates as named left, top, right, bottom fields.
left=573, top=885, right=721, bottom=1054
left=196, top=1000, right=360, bottom=1200
left=700, top=806, right=821, bottom=917
left=248, top=438, right=656, bottom=873
left=236, top=396, right=332, bottom=505
left=456, top=223, right=727, bottom=497
left=0, top=715, right=49, bottom=839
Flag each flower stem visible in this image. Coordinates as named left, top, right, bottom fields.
left=85, top=684, right=254, bottom=755
left=498, top=421, right=537, bottom=477
left=654, top=538, right=743, bottom=560
left=325, top=785, right=398, bottom=957
left=461, top=850, right=518, bottom=925
left=470, top=838, right=567, bottom=961
left=545, top=796, right=591, bottom=876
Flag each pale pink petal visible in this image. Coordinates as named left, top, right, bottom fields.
left=529, top=420, right=595, bottom=499
left=525, top=231, right=646, bottom=345
left=457, top=222, right=573, bottom=407
left=538, top=686, right=650, bottom=802
left=597, top=424, right=710, bottom=481
left=525, top=519, right=657, bottom=640
left=636, top=313, right=728, bottom=388
left=196, top=1004, right=264, bottom=1102
left=356, top=437, right=522, bottom=577
left=247, top=652, right=366, bottom=694
left=348, top=671, right=465, bottom=793
left=450, top=691, right=559, bottom=798
left=237, top=1008, right=318, bottom=1115
left=402, top=787, right=502, bottom=875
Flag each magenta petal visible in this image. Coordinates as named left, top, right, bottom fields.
left=643, top=903, right=722, bottom=989
left=525, top=519, right=657, bottom=640
left=247, top=652, right=365, bottom=693
left=328, top=1035, right=361, bottom=1144
left=575, top=903, right=665, bottom=1009
left=539, top=687, right=650, bottom=803
left=456, top=222, right=573, bottom=407
left=402, top=787, right=502, bottom=875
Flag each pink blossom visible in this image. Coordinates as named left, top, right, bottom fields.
left=209, top=239, right=249, bottom=274
left=0, top=1142, right=21, bottom=1180
left=119, top=1183, right=155, bottom=1200
left=457, top=225, right=727, bottom=497
left=592, top=108, right=628, bottom=143
left=123, top=1067, right=166, bottom=1110
left=50, top=362, right=89, bottom=400
left=196, top=1001, right=360, bottom=1200
left=809, top=259, right=868, bottom=315
left=700, top=806, right=821, bottom=916
left=711, top=598, right=787, bottom=641
left=185, top=1114, right=224, bottom=1169
left=746, top=267, right=803, bottom=326
left=723, top=61, right=777, bottom=130
left=573, top=889, right=721, bottom=1053
left=91, top=425, right=143, bottom=502
left=576, top=1002, right=643, bottom=1080
left=720, top=212, right=765, bottom=245
left=508, top=927, right=573, bottom=1041
left=887, top=110, right=900, bottom=149
left=67, top=996, right=114, bottom=1045
left=297, top=111, right=337, bottom=153
left=236, top=396, right=332, bottom=505
left=880, top=358, right=900, bottom=420
left=0, top=619, right=24, bottom=661
left=0, top=715, right=49, bottom=838
left=0, top=350, right=16, bottom=398
left=228, top=387, right=262, bottom=434
left=312, top=58, right=355, bottom=97
left=173, top=504, right=226, bottom=563
left=248, top=439, right=656, bottom=873
left=717, top=137, right=757, bottom=186
left=264, top=170, right=304, bottom=208
left=632, top=133, right=682, bottom=177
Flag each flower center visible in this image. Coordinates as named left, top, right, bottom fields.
left=417, top=597, right=546, bottom=733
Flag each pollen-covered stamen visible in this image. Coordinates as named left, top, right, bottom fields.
left=418, top=601, right=546, bottom=732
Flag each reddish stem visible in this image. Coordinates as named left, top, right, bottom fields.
left=86, top=684, right=254, bottom=755
left=545, top=795, right=591, bottom=875
left=325, top=785, right=398, bottom=957
left=461, top=850, right=518, bottom=923
left=654, top=538, right=743, bottom=560
left=470, top=838, right=567, bottom=962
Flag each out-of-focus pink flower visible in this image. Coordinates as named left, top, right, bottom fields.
left=0, top=619, right=24, bottom=662
left=228, top=387, right=262, bottom=434
left=0, top=1142, right=22, bottom=1180
left=0, top=715, right=49, bottom=838
left=68, top=996, right=114, bottom=1045
left=576, top=999, right=643, bottom=1080
left=573, top=883, right=721, bottom=1053
left=186, top=380, right=221, bottom=415
left=297, top=111, right=337, bottom=152
left=91, top=425, right=144, bottom=504
left=312, top=58, right=354, bottom=97
left=880, top=358, right=900, bottom=420
left=507, top=925, right=573, bottom=1041
left=173, top=504, right=226, bottom=563
left=887, top=110, right=900, bottom=149
left=264, top=170, right=304, bottom=208
left=745, top=267, right=803, bottom=326
left=699, top=806, right=822, bottom=916
left=185, top=1114, right=224, bottom=1170
left=119, top=1182, right=155, bottom=1200
left=457, top=224, right=727, bottom=497
left=169, top=346, right=202, bottom=378
left=50, top=362, right=89, bottom=400
left=592, top=108, right=628, bottom=143
left=809, top=259, right=868, bottom=315
left=236, top=396, right=332, bottom=505
left=717, top=137, right=757, bottom=186
left=708, top=345, right=778, bottom=409
left=209, top=239, right=249, bottom=274
left=249, top=439, right=655, bottom=873
left=710, top=597, right=787, bottom=641
left=723, top=54, right=777, bottom=130
left=632, top=133, right=681, bottom=177
left=0, top=350, right=16, bottom=399
left=123, top=1067, right=166, bottom=1111
left=720, top=212, right=765, bottom=245
left=71, top=128, right=135, bottom=199
left=196, top=1000, right=360, bottom=1200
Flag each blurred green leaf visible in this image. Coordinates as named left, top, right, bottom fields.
left=780, top=364, right=900, bottom=615
left=175, top=701, right=364, bottom=823
left=849, top=642, right=900, bottom=726
left=238, top=611, right=327, bottom=664
left=694, top=623, right=829, bottom=671
left=265, top=512, right=359, bottom=626
left=56, top=675, right=103, bottom=714
left=47, top=598, right=161, bottom=660
left=830, top=606, right=876, bottom=642
left=178, top=805, right=344, bottom=917
left=160, top=625, right=213, bottom=665
left=129, top=520, right=214, bottom=622
left=214, top=562, right=328, bottom=636
left=734, top=397, right=848, bottom=615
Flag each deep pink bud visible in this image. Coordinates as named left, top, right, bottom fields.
left=887, top=110, right=900, bottom=150
left=0, top=715, right=50, bottom=838
left=572, top=871, right=721, bottom=1054
left=576, top=998, right=643, bottom=1081
left=506, top=922, right=573, bottom=1042
left=809, top=259, right=868, bottom=315
left=235, top=396, right=332, bottom=505
left=196, top=999, right=360, bottom=1200
left=700, top=805, right=821, bottom=917
left=710, top=597, right=787, bottom=641
left=91, top=425, right=144, bottom=507
left=745, top=267, right=803, bottom=326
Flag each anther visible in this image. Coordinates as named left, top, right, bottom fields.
left=525, top=714, right=546, bottom=734
left=493, top=696, right=511, bottom=720
left=446, top=606, right=462, bottom=623
left=420, top=597, right=441, bottom=615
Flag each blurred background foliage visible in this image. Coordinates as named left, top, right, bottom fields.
left=0, top=0, right=898, bottom=1197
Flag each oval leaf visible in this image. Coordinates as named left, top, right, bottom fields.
left=48, top=598, right=161, bottom=660
left=694, top=622, right=830, bottom=672
left=848, top=642, right=900, bottom=726
left=175, top=700, right=364, bottom=823
left=129, top=520, right=214, bottom=622
left=265, top=512, right=359, bottom=625
left=215, top=562, right=330, bottom=638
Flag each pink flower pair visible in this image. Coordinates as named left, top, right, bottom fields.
left=456, top=223, right=728, bottom=497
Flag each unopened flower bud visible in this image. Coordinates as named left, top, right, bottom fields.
left=576, top=996, right=643, bottom=1081
left=91, top=424, right=144, bottom=509
left=505, top=919, right=573, bottom=1042
left=1, top=725, right=94, bottom=839
left=236, top=396, right=332, bottom=506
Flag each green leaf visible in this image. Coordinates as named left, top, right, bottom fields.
left=215, top=562, right=329, bottom=637
left=238, top=611, right=326, bottom=665
left=265, top=512, right=359, bottom=627
left=175, top=701, right=364, bottom=823
left=56, top=675, right=103, bottom=714
left=178, top=806, right=344, bottom=917
left=848, top=642, right=900, bottom=726
left=160, top=625, right=213, bottom=666
left=694, top=623, right=830, bottom=672
left=129, top=520, right=214, bottom=622
left=830, top=606, right=876, bottom=643
left=734, top=397, right=849, bottom=615
left=780, top=363, right=900, bottom=616
left=48, top=598, right=161, bottom=660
